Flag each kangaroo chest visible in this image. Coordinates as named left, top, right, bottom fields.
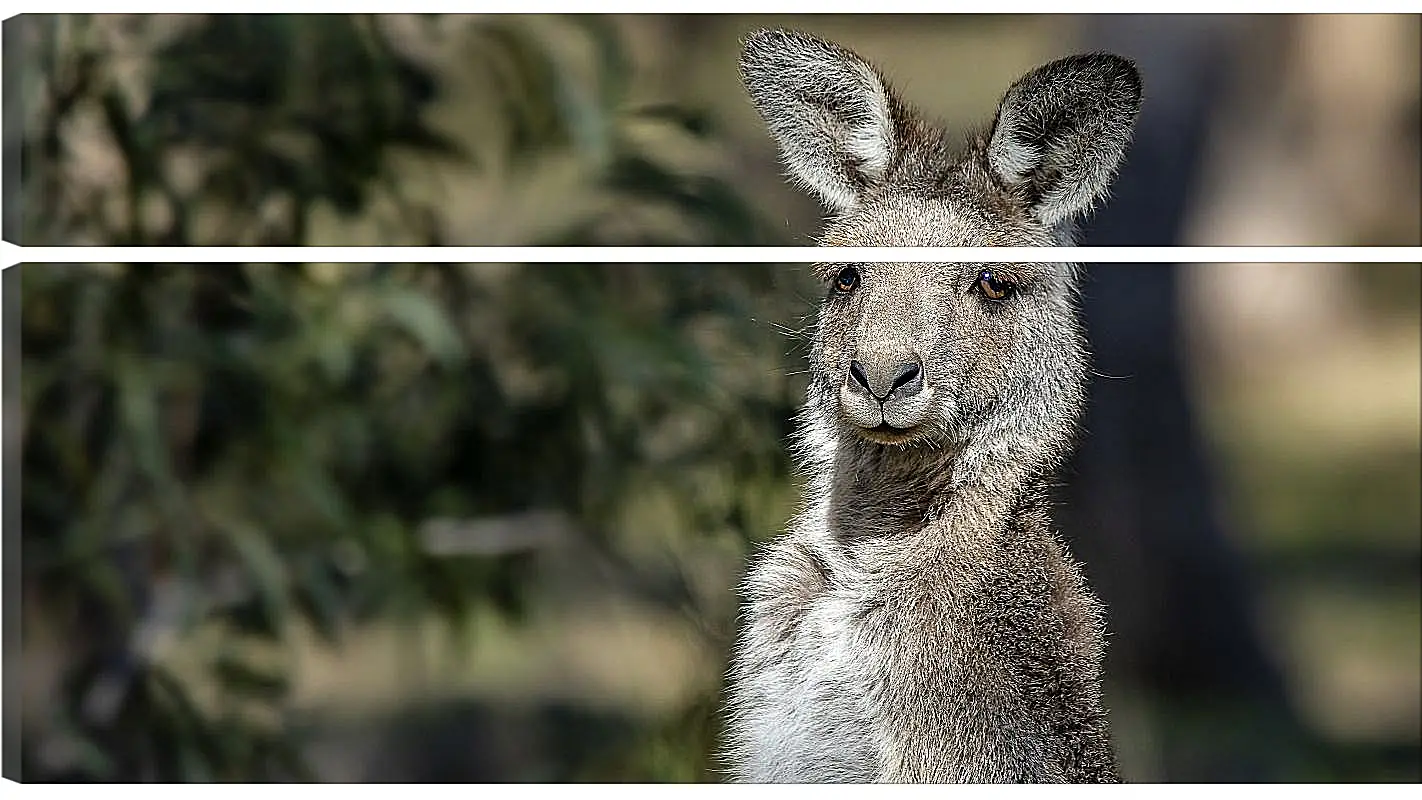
left=738, top=560, right=993, bottom=781
left=735, top=533, right=1062, bottom=783
left=738, top=587, right=883, bottom=782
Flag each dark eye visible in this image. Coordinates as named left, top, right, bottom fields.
left=975, top=269, right=1014, bottom=302
left=833, top=265, right=860, bottom=295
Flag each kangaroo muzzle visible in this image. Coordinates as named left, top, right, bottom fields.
left=839, top=351, right=935, bottom=435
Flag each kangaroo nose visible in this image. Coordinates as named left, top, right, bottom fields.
left=848, top=361, right=872, bottom=393
left=890, top=362, right=923, bottom=397
left=848, top=359, right=924, bottom=401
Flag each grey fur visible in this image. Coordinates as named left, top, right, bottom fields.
left=722, top=29, right=1141, bottom=783
left=738, top=28, right=1142, bottom=240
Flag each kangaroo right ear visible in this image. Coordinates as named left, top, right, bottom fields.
left=987, top=53, right=1142, bottom=229
left=740, top=29, right=897, bottom=213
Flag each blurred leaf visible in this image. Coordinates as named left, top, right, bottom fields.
left=212, top=654, right=289, bottom=700
left=177, top=739, right=215, bottom=783
left=632, top=103, right=716, bottom=137
left=379, top=286, right=466, bottom=367
left=293, top=553, right=349, bottom=644
left=215, top=515, right=291, bottom=637
left=569, top=14, right=632, bottom=107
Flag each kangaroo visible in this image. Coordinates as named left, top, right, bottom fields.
left=720, top=29, right=1142, bottom=783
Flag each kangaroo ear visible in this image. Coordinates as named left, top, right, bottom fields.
left=987, top=53, right=1142, bottom=228
left=740, top=29, right=897, bottom=213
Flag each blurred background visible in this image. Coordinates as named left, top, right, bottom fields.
left=8, top=11, right=1422, bottom=785
left=15, top=260, right=1422, bottom=783
left=7, top=13, right=1419, bottom=246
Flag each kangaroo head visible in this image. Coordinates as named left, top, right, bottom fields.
left=739, top=28, right=1142, bottom=244
left=742, top=30, right=1135, bottom=463
left=805, top=261, right=1087, bottom=472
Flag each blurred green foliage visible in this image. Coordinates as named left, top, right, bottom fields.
left=18, top=12, right=806, bottom=782
left=18, top=14, right=781, bottom=247
left=20, top=262, right=807, bottom=781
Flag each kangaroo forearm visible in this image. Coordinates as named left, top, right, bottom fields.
left=877, top=700, right=1115, bottom=783
left=869, top=636, right=1100, bottom=783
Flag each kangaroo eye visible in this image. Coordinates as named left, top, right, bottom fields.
left=975, top=269, right=1013, bottom=302
left=833, top=265, right=860, bottom=295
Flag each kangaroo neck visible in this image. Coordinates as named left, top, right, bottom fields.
left=824, top=433, right=1043, bottom=546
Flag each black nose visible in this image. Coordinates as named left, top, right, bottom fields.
left=848, top=361, right=871, bottom=392
left=890, top=362, right=923, bottom=397
left=848, top=359, right=924, bottom=401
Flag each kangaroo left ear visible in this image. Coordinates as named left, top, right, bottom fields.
left=740, top=28, right=900, bottom=214
left=986, top=53, right=1142, bottom=229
